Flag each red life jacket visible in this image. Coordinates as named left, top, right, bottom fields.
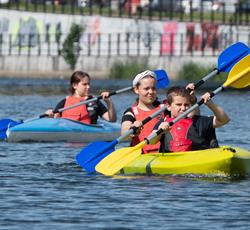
left=164, top=117, right=193, bottom=152
left=131, top=104, right=164, bottom=154
left=61, top=96, right=91, bottom=124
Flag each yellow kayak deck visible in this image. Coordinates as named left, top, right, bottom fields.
left=120, top=146, right=250, bottom=177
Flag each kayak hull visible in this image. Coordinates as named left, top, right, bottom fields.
left=120, top=146, right=250, bottom=177
left=7, top=118, right=120, bottom=143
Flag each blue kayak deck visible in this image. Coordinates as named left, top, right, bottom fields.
left=7, top=118, right=121, bottom=142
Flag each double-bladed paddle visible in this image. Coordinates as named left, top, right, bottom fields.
left=76, top=104, right=167, bottom=173
left=95, top=54, right=250, bottom=176
left=0, top=69, right=169, bottom=140
left=193, top=42, right=249, bottom=89
left=75, top=69, right=170, bottom=173
left=76, top=42, right=249, bottom=173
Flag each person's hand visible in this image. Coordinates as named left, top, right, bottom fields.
left=45, top=109, right=60, bottom=118
left=54, top=113, right=61, bottom=118
left=101, top=91, right=111, bottom=102
left=186, top=83, right=195, bottom=95
left=158, top=121, right=170, bottom=132
left=45, top=109, right=54, bottom=118
left=130, top=120, right=143, bottom=137
left=201, top=92, right=213, bottom=104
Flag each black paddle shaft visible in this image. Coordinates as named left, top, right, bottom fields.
left=53, top=86, right=133, bottom=113
left=194, top=69, right=218, bottom=89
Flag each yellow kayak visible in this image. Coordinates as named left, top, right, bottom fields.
left=120, top=146, right=250, bottom=177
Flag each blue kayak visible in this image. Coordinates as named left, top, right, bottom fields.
left=6, top=118, right=120, bottom=143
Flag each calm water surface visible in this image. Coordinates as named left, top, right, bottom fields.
left=0, top=80, right=250, bottom=230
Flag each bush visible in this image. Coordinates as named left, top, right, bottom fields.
left=61, top=23, right=84, bottom=70
left=110, top=60, right=154, bottom=80
left=177, top=62, right=226, bottom=82
left=177, top=62, right=211, bottom=81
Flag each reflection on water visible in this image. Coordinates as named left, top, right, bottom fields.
left=112, top=174, right=247, bottom=183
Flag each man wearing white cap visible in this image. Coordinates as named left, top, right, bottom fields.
left=121, top=70, right=166, bottom=154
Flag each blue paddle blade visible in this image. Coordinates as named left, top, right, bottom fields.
left=9, top=120, right=22, bottom=128
left=0, top=119, right=17, bottom=131
left=76, top=140, right=118, bottom=173
left=218, top=42, right=250, bottom=73
left=154, top=69, right=170, bottom=89
left=0, top=119, right=22, bottom=140
left=0, top=131, right=7, bottom=139
left=83, top=147, right=115, bottom=173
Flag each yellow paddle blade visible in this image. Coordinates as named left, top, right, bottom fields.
left=96, top=141, right=146, bottom=176
left=223, top=54, right=250, bottom=88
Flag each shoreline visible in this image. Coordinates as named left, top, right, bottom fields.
left=0, top=77, right=248, bottom=96
left=0, top=70, right=109, bottom=80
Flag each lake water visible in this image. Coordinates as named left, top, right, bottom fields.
left=0, top=79, right=250, bottom=230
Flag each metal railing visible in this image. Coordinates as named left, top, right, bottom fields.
left=0, top=0, right=249, bottom=26
left=0, top=32, right=249, bottom=57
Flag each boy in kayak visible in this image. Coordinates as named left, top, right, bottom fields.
left=121, top=70, right=168, bottom=154
left=46, top=71, right=117, bottom=124
left=155, top=86, right=230, bottom=152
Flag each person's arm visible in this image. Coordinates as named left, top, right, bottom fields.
left=45, top=98, right=65, bottom=118
left=153, top=121, right=170, bottom=142
left=121, top=113, right=142, bottom=134
left=186, top=82, right=200, bottom=117
left=201, top=92, right=230, bottom=128
left=101, top=92, right=117, bottom=122
left=121, top=110, right=144, bottom=141
left=148, top=118, right=167, bottom=144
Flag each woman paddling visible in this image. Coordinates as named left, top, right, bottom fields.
left=121, top=70, right=169, bottom=154
left=46, top=71, right=117, bottom=124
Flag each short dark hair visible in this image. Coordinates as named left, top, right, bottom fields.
left=190, top=94, right=197, bottom=105
left=166, top=86, right=191, bottom=104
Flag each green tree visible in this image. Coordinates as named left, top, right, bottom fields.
left=61, top=23, right=84, bottom=70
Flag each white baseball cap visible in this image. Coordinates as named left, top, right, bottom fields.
left=132, top=70, right=156, bottom=87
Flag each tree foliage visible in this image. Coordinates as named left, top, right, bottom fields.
left=61, top=23, right=84, bottom=70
